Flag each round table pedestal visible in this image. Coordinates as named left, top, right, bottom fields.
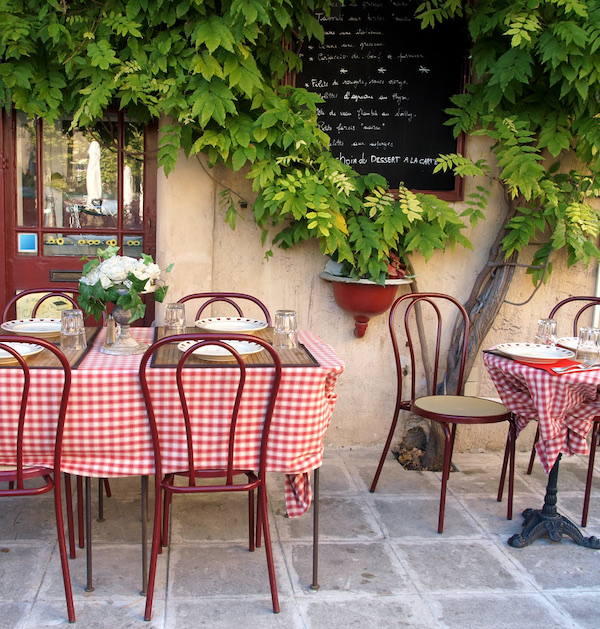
left=508, top=454, right=600, bottom=549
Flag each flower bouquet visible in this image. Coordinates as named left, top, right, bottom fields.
left=78, top=245, right=172, bottom=323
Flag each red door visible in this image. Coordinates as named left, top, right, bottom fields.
left=1, top=110, right=158, bottom=324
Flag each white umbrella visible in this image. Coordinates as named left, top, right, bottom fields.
left=123, top=165, right=133, bottom=206
left=86, top=141, right=102, bottom=207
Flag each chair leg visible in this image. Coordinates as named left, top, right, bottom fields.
left=506, top=419, right=516, bottom=521
left=248, top=487, right=255, bottom=552
left=103, top=478, right=112, bottom=497
left=144, top=477, right=163, bottom=622
left=582, top=421, right=600, bottom=527
left=527, top=425, right=540, bottom=475
left=98, top=477, right=105, bottom=522
left=438, top=423, right=453, bottom=534
left=497, top=428, right=511, bottom=503
left=161, top=476, right=173, bottom=548
left=77, top=476, right=84, bottom=549
left=63, top=473, right=77, bottom=559
left=370, top=408, right=402, bottom=493
left=258, top=482, right=280, bottom=613
left=54, top=476, right=76, bottom=623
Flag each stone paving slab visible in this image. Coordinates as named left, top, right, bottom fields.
left=1, top=447, right=600, bottom=628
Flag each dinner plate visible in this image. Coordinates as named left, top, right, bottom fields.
left=495, top=343, right=575, bottom=364
left=1, top=318, right=62, bottom=339
left=0, top=341, right=44, bottom=365
left=178, top=339, right=264, bottom=362
left=556, top=337, right=578, bottom=352
left=194, top=317, right=268, bottom=335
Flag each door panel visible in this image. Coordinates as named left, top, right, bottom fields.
left=1, top=110, right=157, bottom=324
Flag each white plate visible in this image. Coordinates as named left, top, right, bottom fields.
left=496, top=343, right=575, bottom=364
left=1, top=318, right=62, bottom=339
left=557, top=337, right=578, bottom=351
left=0, top=342, right=44, bottom=365
left=194, top=317, right=268, bottom=335
left=178, top=339, right=264, bottom=362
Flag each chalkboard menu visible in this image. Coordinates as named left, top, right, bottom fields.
left=297, top=0, right=468, bottom=197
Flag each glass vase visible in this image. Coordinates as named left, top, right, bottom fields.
left=100, top=303, right=149, bottom=355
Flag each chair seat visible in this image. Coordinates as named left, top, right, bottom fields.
left=413, top=395, right=510, bottom=423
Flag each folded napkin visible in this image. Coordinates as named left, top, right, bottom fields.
left=521, top=357, right=579, bottom=374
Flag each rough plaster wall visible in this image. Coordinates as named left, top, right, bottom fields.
left=155, top=133, right=599, bottom=453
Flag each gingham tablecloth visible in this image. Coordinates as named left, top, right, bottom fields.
left=0, top=328, right=345, bottom=518
left=483, top=352, right=600, bottom=473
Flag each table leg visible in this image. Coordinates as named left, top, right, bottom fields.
left=508, top=454, right=600, bottom=549
left=85, top=477, right=94, bottom=591
left=310, top=467, right=320, bottom=591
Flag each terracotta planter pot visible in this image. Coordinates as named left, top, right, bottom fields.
left=319, top=272, right=412, bottom=337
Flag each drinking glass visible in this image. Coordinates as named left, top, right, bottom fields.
left=60, top=309, right=86, bottom=351
left=575, top=327, right=600, bottom=366
left=164, top=303, right=186, bottom=333
left=273, top=309, right=298, bottom=350
left=533, top=318, right=557, bottom=346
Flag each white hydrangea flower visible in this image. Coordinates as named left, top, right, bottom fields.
left=81, top=254, right=164, bottom=293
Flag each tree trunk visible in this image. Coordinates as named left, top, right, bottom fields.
left=420, top=196, right=519, bottom=470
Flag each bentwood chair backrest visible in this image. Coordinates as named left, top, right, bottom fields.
left=177, top=292, right=272, bottom=325
left=0, top=335, right=75, bottom=622
left=391, top=292, right=469, bottom=401
left=140, top=332, right=282, bottom=482
left=549, top=296, right=600, bottom=335
left=2, top=287, right=80, bottom=322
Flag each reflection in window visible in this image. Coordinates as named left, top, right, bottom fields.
left=124, top=121, right=144, bottom=230
left=123, top=235, right=143, bottom=258
left=42, top=120, right=118, bottom=231
left=16, top=113, right=37, bottom=228
left=43, top=233, right=120, bottom=257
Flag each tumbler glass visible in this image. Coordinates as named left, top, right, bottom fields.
left=60, top=309, right=86, bottom=351
left=164, top=303, right=186, bottom=333
left=533, top=318, right=557, bottom=346
left=575, top=327, right=600, bottom=366
left=273, top=309, right=298, bottom=350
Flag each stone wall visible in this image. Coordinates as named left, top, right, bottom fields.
left=155, top=133, right=599, bottom=454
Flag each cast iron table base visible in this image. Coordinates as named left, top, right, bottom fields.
left=508, top=454, right=600, bottom=549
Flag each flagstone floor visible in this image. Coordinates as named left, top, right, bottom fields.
left=1, top=446, right=599, bottom=628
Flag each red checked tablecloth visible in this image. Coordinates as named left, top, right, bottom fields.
left=483, top=352, right=600, bottom=473
left=0, top=328, right=345, bottom=518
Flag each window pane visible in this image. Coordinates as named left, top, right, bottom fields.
left=123, top=235, right=143, bottom=257
left=124, top=121, right=144, bottom=229
left=16, top=113, right=37, bottom=227
left=43, top=233, right=119, bottom=257
left=43, top=119, right=118, bottom=231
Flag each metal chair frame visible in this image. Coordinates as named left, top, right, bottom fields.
left=370, top=292, right=516, bottom=533
left=177, top=292, right=271, bottom=325
left=3, top=287, right=111, bottom=552
left=0, top=336, right=75, bottom=623
left=139, top=332, right=282, bottom=620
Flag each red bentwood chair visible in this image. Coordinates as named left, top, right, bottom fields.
left=0, top=336, right=75, bottom=623
left=525, top=296, right=600, bottom=527
left=177, top=292, right=272, bottom=325
left=3, top=288, right=111, bottom=550
left=139, top=333, right=282, bottom=620
left=370, top=293, right=516, bottom=533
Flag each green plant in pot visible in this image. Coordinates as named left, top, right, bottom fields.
left=248, top=151, right=480, bottom=285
